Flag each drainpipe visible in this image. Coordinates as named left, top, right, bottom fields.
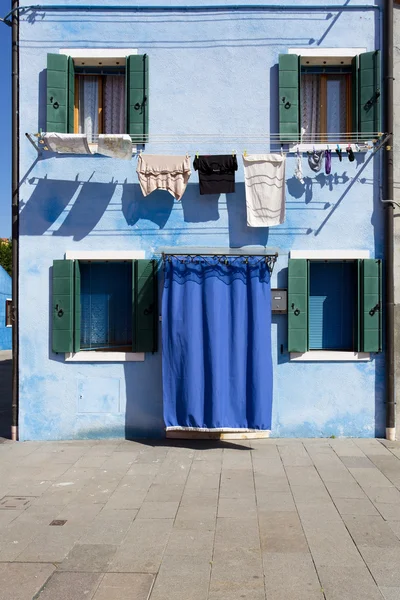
left=11, top=0, right=19, bottom=441
left=384, top=0, right=395, bottom=441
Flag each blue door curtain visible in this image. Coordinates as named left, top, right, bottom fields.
left=162, top=256, right=273, bottom=432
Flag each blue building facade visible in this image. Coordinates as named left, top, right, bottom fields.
left=0, top=265, right=11, bottom=351
left=18, top=0, right=385, bottom=440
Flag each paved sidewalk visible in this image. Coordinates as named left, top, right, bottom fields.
left=1, top=438, right=400, bottom=599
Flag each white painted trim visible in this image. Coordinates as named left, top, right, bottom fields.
left=290, top=250, right=370, bottom=259
left=59, top=48, right=138, bottom=66
left=290, top=351, right=371, bottom=362
left=288, top=47, right=366, bottom=57
left=65, top=352, right=145, bottom=362
left=65, top=251, right=145, bottom=261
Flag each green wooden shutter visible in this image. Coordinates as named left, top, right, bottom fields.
left=47, top=54, right=69, bottom=133
left=68, top=56, right=75, bottom=134
left=126, top=54, right=149, bottom=143
left=74, top=260, right=81, bottom=353
left=359, top=50, right=381, bottom=137
left=351, top=55, right=359, bottom=135
left=360, top=259, right=382, bottom=352
left=132, top=259, right=158, bottom=353
left=288, top=258, right=308, bottom=353
left=279, top=54, right=300, bottom=142
left=52, top=260, right=74, bottom=353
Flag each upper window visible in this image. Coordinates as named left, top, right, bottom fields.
left=75, top=69, right=126, bottom=138
left=46, top=51, right=149, bottom=143
left=278, top=50, right=381, bottom=143
left=301, top=66, right=352, bottom=140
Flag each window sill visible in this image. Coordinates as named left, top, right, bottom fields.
left=65, top=351, right=145, bottom=362
left=290, top=351, right=371, bottom=362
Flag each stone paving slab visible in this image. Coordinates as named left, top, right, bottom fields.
left=1, top=438, right=400, bottom=599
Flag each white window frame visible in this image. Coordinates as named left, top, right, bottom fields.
left=289, top=249, right=371, bottom=362
left=5, top=298, right=12, bottom=328
left=64, top=250, right=146, bottom=363
left=59, top=48, right=138, bottom=153
left=287, top=47, right=368, bottom=152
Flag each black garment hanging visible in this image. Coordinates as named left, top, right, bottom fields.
left=193, top=155, right=238, bottom=195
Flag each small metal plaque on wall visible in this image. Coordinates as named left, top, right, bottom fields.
left=271, top=289, right=287, bottom=314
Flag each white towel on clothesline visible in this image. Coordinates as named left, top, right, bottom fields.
left=44, top=133, right=91, bottom=155
left=96, top=134, right=133, bottom=160
left=243, top=153, right=286, bottom=227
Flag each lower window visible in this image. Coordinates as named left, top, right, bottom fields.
left=288, top=258, right=382, bottom=354
left=80, top=262, right=132, bottom=351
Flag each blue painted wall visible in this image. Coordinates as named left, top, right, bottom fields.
left=0, top=265, right=11, bottom=351
left=18, top=0, right=385, bottom=440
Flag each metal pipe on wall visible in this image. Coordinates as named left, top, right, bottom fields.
left=11, top=0, right=19, bottom=441
left=384, top=0, right=395, bottom=441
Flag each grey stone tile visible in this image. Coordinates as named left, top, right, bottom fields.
left=259, top=511, right=309, bottom=553
left=104, top=485, right=149, bottom=510
left=278, top=443, right=313, bottom=467
left=315, top=466, right=356, bottom=484
left=333, top=497, right=379, bottom=516
left=110, top=518, right=173, bottom=573
left=149, top=555, right=211, bottom=600
left=329, top=440, right=366, bottom=457
left=255, top=491, right=296, bottom=512
left=254, top=474, right=290, bottom=493
left=339, top=456, right=376, bottom=469
left=317, top=565, right=383, bottom=600
left=374, top=502, right=400, bottom=520
left=342, top=515, right=400, bottom=548
left=0, top=509, right=24, bottom=528
left=137, top=501, right=179, bottom=519
left=222, top=448, right=253, bottom=470
left=379, top=587, right=400, bottom=600
left=363, top=486, right=400, bottom=505
left=164, top=528, right=214, bottom=558
left=285, top=466, right=322, bottom=487
left=263, top=552, right=324, bottom=600
left=209, top=558, right=265, bottom=600
left=58, top=544, right=118, bottom=572
left=324, top=481, right=366, bottom=499
left=219, top=469, right=255, bottom=498
left=126, top=463, right=161, bottom=477
left=214, top=517, right=260, bottom=554
left=55, top=503, right=103, bottom=530
left=302, top=519, right=365, bottom=568
left=358, top=547, right=400, bottom=587
left=174, top=503, right=217, bottom=531
left=218, top=497, right=257, bottom=518
left=79, top=509, right=137, bottom=545
left=35, top=572, right=102, bottom=600
left=0, top=562, right=55, bottom=600
left=353, top=440, right=392, bottom=456
left=290, top=484, right=332, bottom=503
left=92, top=573, right=154, bottom=600
left=185, top=472, right=220, bottom=492
left=73, top=455, right=107, bottom=468
left=348, top=467, right=394, bottom=489
left=296, top=501, right=342, bottom=523
left=15, top=528, right=79, bottom=563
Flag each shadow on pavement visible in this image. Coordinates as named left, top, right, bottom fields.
left=0, top=352, right=12, bottom=440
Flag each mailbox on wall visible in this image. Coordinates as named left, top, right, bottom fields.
left=271, top=289, right=287, bottom=314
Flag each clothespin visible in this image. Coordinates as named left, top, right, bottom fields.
left=244, top=149, right=248, bottom=157
left=280, top=145, right=283, bottom=157
left=336, top=143, right=341, bottom=152
left=356, top=144, right=360, bottom=152
left=232, top=150, right=236, bottom=157
left=196, top=151, right=199, bottom=159
left=313, top=145, right=316, bottom=153
left=297, top=145, right=300, bottom=156
left=139, top=149, right=143, bottom=154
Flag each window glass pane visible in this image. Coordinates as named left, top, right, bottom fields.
left=309, top=262, right=355, bottom=351
left=104, top=75, right=126, bottom=134
left=80, top=262, right=132, bottom=351
left=78, top=76, right=99, bottom=141
left=301, top=74, right=321, bottom=139
left=326, top=76, right=347, bottom=134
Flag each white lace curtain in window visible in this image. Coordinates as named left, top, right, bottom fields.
left=78, top=76, right=99, bottom=142
left=301, top=74, right=321, bottom=140
left=104, top=75, right=126, bottom=134
left=78, top=75, right=126, bottom=140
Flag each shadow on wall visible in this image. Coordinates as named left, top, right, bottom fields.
left=20, top=179, right=116, bottom=240
left=19, top=176, right=271, bottom=248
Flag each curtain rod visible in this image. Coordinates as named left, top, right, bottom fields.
left=2, top=3, right=380, bottom=25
